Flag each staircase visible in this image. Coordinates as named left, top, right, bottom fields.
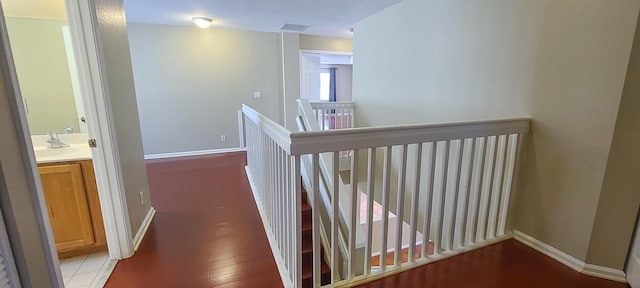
left=301, top=188, right=330, bottom=287
left=241, top=102, right=530, bottom=287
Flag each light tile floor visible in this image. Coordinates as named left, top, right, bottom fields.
left=60, top=251, right=117, bottom=288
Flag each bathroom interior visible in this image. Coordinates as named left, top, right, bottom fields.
left=2, top=0, right=114, bottom=286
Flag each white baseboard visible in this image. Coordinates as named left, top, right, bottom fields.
left=583, top=264, right=628, bottom=283
left=133, top=207, right=156, bottom=251
left=513, top=230, right=585, bottom=272
left=144, top=148, right=246, bottom=160
left=245, top=166, right=291, bottom=288
left=513, top=230, right=627, bottom=283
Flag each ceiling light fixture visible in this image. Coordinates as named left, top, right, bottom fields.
left=192, top=17, right=213, bottom=28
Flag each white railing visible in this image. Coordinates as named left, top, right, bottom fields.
left=243, top=105, right=302, bottom=287
left=241, top=104, right=530, bottom=288
left=297, top=100, right=366, bottom=283
left=309, top=101, right=355, bottom=130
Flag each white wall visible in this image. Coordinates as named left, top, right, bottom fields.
left=282, top=32, right=300, bottom=131
left=127, top=27, right=354, bottom=153
left=586, top=13, right=640, bottom=269
left=333, top=64, right=352, bottom=102
left=94, top=0, right=152, bottom=235
left=127, top=23, right=283, bottom=155
left=353, top=0, right=640, bottom=269
left=300, top=35, right=353, bottom=53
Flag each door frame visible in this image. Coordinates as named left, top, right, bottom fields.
left=65, top=0, right=135, bottom=260
left=0, top=0, right=134, bottom=278
left=298, top=49, right=354, bottom=103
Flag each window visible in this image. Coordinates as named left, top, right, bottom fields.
left=320, top=71, right=330, bottom=101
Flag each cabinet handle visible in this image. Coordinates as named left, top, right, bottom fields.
left=50, top=207, right=55, bottom=218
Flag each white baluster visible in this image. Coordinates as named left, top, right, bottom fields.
left=435, top=141, right=450, bottom=253
left=449, top=139, right=464, bottom=250
left=394, top=144, right=408, bottom=267
left=331, top=152, right=340, bottom=283
left=477, top=136, right=496, bottom=242
left=497, top=134, right=518, bottom=236
left=409, top=143, right=422, bottom=262
left=364, top=148, right=376, bottom=274
left=380, top=146, right=393, bottom=270
left=460, top=138, right=476, bottom=247
left=422, top=142, right=436, bottom=258
left=348, top=149, right=359, bottom=279
left=487, top=135, right=506, bottom=239
left=293, top=155, right=302, bottom=288
left=312, top=154, right=321, bottom=287
left=468, top=137, right=487, bottom=244
left=284, top=151, right=290, bottom=272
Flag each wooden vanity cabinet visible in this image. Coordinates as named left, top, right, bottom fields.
left=38, top=160, right=106, bottom=258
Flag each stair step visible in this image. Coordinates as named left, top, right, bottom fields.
left=302, top=236, right=313, bottom=254
left=302, top=241, right=327, bottom=267
left=302, top=218, right=312, bottom=232
left=300, top=185, right=330, bottom=287
left=302, top=260, right=330, bottom=284
left=302, top=201, right=311, bottom=216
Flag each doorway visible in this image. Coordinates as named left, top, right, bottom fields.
left=0, top=0, right=135, bottom=286
left=300, top=50, right=353, bottom=103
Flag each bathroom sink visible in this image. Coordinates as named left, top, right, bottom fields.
left=33, top=145, right=91, bottom=162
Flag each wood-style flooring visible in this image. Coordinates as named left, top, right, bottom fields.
left=105, top=152, right=282, bottom=287
left=105, top=152, right=630, bottom=288
left=358, top=239, right=630, bottom=288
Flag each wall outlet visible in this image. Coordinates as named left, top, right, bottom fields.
left=220, top=134, right=227, bottom=142
left=139, top=191, right=144, bottom=206
left=254, top=91, right=262, bottom=98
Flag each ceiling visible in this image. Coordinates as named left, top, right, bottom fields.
left=123, top=0, right=401, bottom=37
left=1, top=0, right=67, bottom=20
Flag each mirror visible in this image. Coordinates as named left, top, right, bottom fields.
left=2, top=0, right=87, bottom=135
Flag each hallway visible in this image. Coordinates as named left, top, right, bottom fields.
left=105, top=152, right=282, bottom=287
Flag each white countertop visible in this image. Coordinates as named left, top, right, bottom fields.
left=31, top=133, right=93, bottom=164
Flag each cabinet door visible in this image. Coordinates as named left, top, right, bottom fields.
left=39, top=164, right=95, bottom=251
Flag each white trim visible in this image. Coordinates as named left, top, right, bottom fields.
left=513, top=230, right=585, bottom=272
left=133, top=207, right=156, bottom=251
left=584, top=264, right=628, bottom=283
left=238, top=110, right=246, bottom=149
left=300, top=49, right=353, bottom=56
left=66, top=0, right=134, bottom=259
left=144, top=148, right=247, bottom=160
left=513, top=230, right=627, bottom=283
left=245, top=166, right=291, bottom=288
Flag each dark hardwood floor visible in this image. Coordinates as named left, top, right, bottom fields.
left=105, top=152, right=630, bottom=288
left=105, top=152, right=283, bottom=287
left=357, top=239, right=630, bottom=288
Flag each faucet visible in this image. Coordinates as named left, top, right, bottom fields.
left=46, top=132, right=70, bottom=149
